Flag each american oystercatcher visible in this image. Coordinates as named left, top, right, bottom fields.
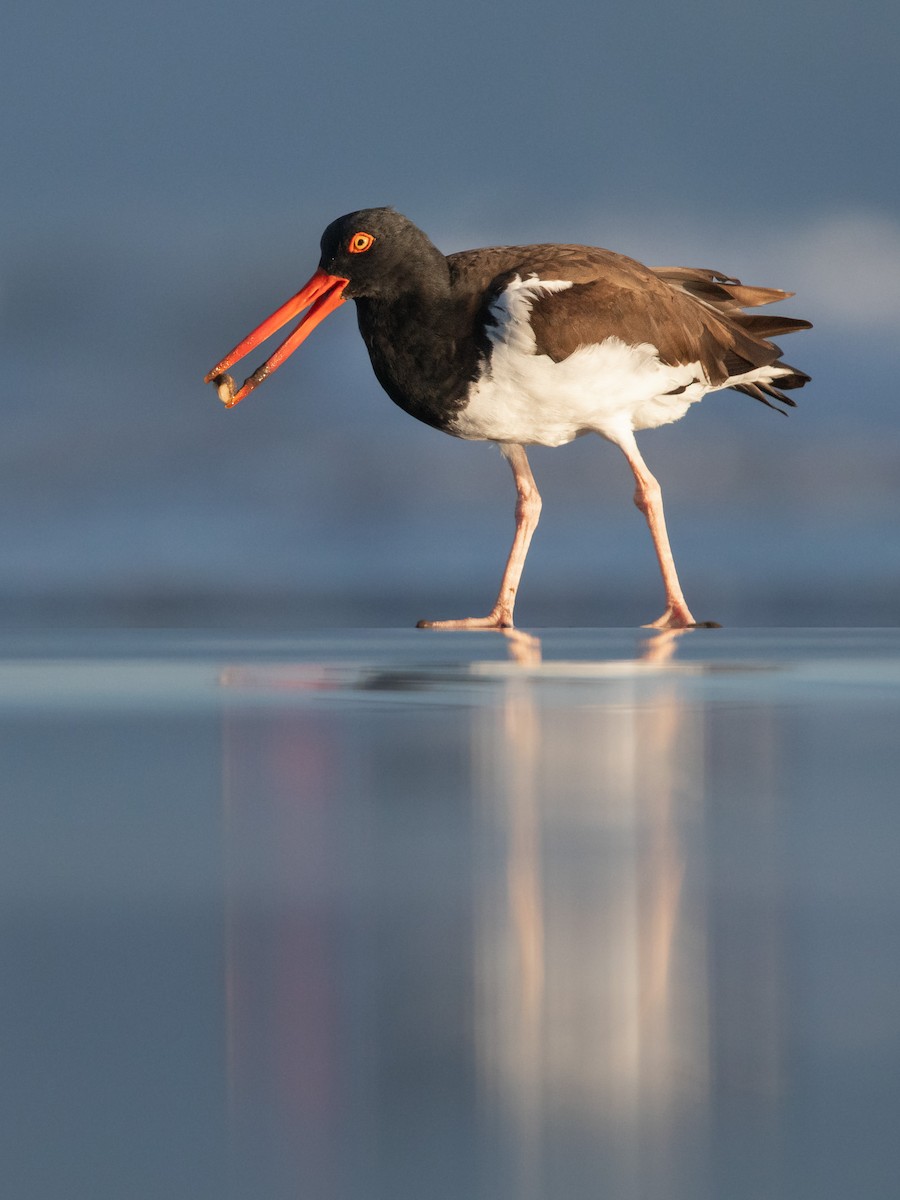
left=205, top=208, right=811, bottom=629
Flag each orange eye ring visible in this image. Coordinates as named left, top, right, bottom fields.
left=348, top=231, right=376, bottom=254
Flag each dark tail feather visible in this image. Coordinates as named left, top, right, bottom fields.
left=738, top=313, right=813, bottom=339
left=732, top=366, right=809, bottom=414
left=773, top=363, right=811, bottom=390
left=732, top=382, right=794, bottom=414
left=651, top=266, right=797, bottom=312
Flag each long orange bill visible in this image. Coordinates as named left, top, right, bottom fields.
left=204, top=268, right=349, bottom=407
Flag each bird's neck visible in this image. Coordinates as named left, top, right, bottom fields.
left=353, top=283, right=479, bottom=431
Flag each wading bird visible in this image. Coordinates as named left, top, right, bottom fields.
left=205, top=208, right=810, bottom=629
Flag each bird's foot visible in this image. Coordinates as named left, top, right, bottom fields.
left=416, top=607, right=514, bottom=631
left=642, top=603, right=721, bottom=631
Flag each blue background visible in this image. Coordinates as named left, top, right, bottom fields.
left=3, top=0, right=899, bottom=626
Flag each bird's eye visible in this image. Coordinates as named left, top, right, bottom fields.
left=349, top=231, right=376, bottom=254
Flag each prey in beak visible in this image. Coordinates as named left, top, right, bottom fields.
left=204, top=268, right=349, bottom=407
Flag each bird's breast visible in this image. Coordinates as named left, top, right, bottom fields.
left=355, top=296, right=480, bottom=432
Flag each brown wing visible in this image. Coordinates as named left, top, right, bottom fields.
left=449, top=243, right=710, bottom=363
left=448, top=244, right=811, bottom=408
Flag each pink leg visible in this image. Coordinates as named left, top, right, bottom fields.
left=417, top=443, right=541, bottom=630
left=616, top=433, right=700, bottom=630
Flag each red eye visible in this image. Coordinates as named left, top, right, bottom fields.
left=349, top=231, right=375, bottom=254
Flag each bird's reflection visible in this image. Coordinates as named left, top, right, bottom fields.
left=472, top=629, right=710, bottom=1196
left=219, top=628, right=784, bottom=1199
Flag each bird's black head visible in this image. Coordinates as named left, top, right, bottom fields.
left=204, top=207, right=448, bottom=408
left=318, top=207, right=448, bottom=301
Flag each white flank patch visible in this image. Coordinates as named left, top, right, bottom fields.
left=451, top=274, right=708, bottom=447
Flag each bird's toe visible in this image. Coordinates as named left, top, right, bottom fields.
left=416, top=612, right=514, bottom=631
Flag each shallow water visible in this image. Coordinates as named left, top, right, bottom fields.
left=3, top=628, right=899, bottom=1200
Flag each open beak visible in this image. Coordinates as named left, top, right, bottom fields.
left=204, top=268, right=349, bottom=407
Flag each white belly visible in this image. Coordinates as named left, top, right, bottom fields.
left=449, top=275, right=709, bottom=447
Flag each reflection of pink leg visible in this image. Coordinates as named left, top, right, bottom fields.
left=616, top=432, right=698, bottom=630
left=417, top=444, right=541, bottom=630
